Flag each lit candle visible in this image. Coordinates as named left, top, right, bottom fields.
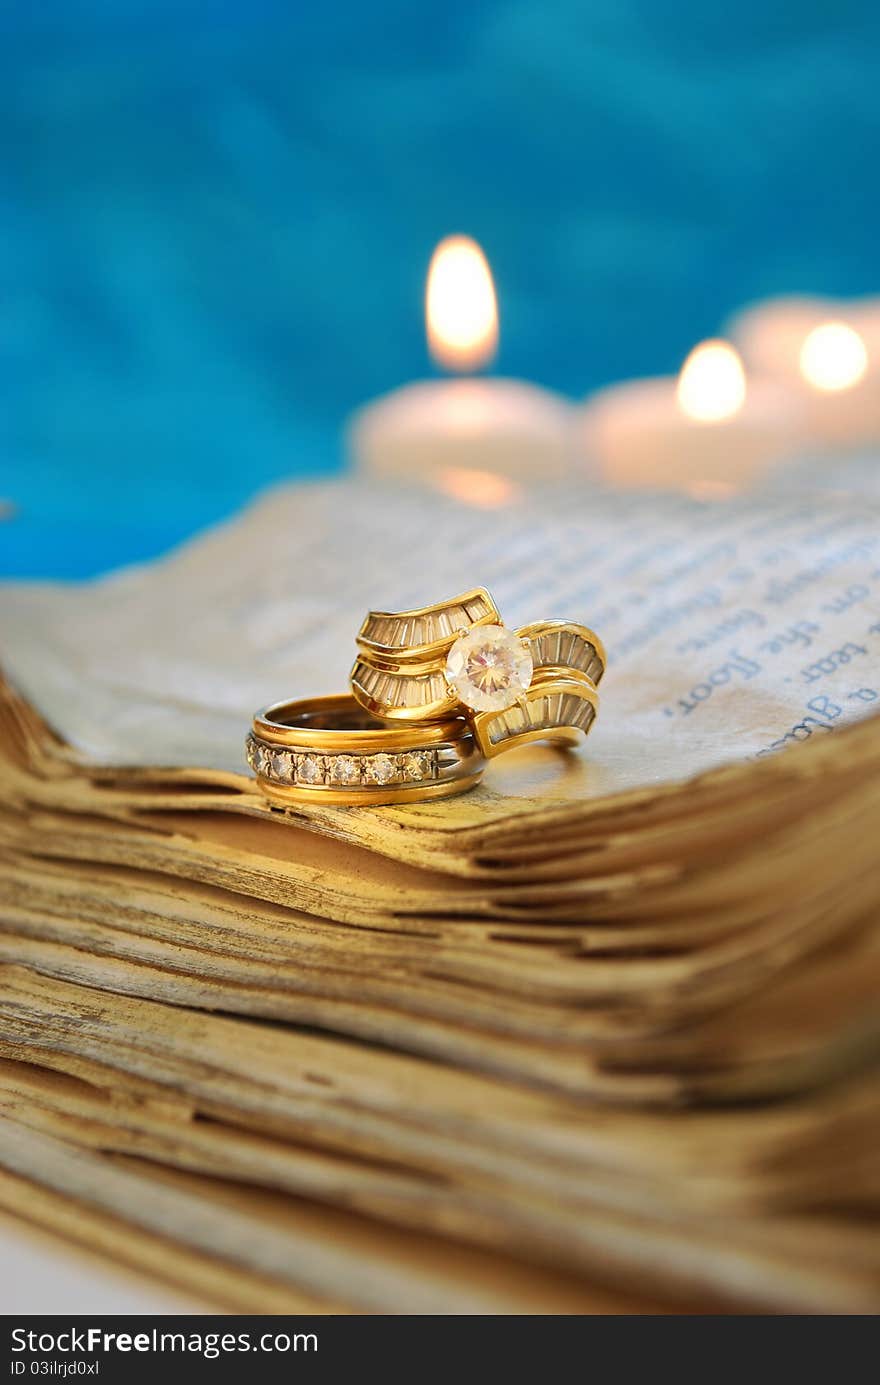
left=579, top=340, right=804, bottom=495
left=729, top=295, right=880, bottom=448
left=349, top=235, right=576, bottom=491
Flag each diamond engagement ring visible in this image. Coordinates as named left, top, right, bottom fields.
left=349, top=587, right=605, bottom=759
left=248, top=694, right=485, bottom=805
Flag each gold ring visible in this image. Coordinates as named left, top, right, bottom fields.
left=248, top=694, right=485, bottom=805
left=349, top=587, right=604, bottom=759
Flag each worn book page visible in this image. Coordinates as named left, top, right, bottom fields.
left=2, top=974, right=878, bottom=1313
left=1, top=476, right=879, bottom=805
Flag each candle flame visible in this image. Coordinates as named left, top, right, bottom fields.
left=426, top=235, right=498, bottom=372
left=799, top=321, right=868, bottom=392
left=676, top=340, right=746, bottom=423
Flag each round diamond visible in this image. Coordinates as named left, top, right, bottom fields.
left=364, top=753, right=397, bottom=785
left=329, top=755, right=361, bottom=785
left=444, top=624, right=533, bottom=713
left=296, top=754, right=324, bottom=785
left=270, top=749, right=294, bottom=780
left=401, top=750, right=433, bottom=781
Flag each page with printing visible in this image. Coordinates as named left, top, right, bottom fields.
left=1, top=478, right=878, bottom=803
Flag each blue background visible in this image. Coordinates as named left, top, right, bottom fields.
left=2, top=1, right=879, bottom=578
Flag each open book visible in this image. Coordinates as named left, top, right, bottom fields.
left=3, top=474, right=879, bottom=786
left=1, top=475, right=879, bottom=1312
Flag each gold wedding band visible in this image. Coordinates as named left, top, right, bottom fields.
left=248, top=694, right=485, bottom=805
left=350, top=587, right=604, bottom=759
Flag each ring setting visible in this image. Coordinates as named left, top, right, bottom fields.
left=246, top=739, right=438, bottom=788
left=444, top=624, right=534, bottom=714
left=349, top=588, right=605, bottom=759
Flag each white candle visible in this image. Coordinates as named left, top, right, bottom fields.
left=579, top=340, right=804, bottom=495
left=729, top=295, right=880, bottom=448
left=349, top=236, right=576, bottom=488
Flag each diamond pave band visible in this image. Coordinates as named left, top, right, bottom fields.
left=247, top=736, right=439, bottom=789
left=249, top=694, right=485, bottom=806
